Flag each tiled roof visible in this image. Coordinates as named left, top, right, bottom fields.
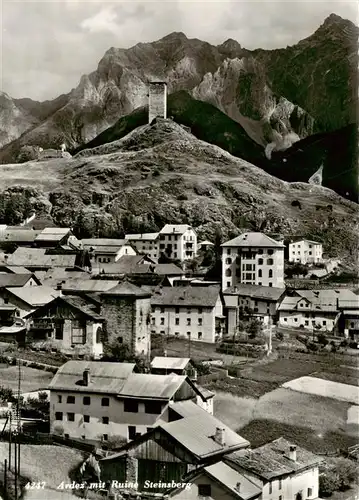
left=96, top=255, right=151, bottom=275
left=5, top=286, right=59, bottom=307
left=60, top=279, right=120, bottom=293
left=222, top=233, right=285, bottom=248
left=203, top=462, right=262, bottom=500
left=134, top=263, right=184, bottom=276
left=151, top=357, right=191, bottom=370
left=161, top=413, right=249, bottom=459
left=6, top=248, right=77, bottom=268
left=279, top=289, right=358, bottom=313
left=85, top=245, right=123, bottom=254
left=0, top=229, right=42, bottom=243
left=101, top=281, right=151, bottom=297
left=81, top=238, right=128, bottom=248
left=0, top=274, right=37, bottom=288
left=151, top=286, right=220, bottom=307
left=290, top=239, right=322, bottom=245
left=118, top=373, right=187, bottom=399
left=2, top=266, right=32, bottom=274
left=60, top=295, right=104, bottom=321
left=169, top=400, right=213, bottom=419
left=125, top=233, right=159, bottom=241
left=49, top=361, right=136, bottom=393
left=35, top=228, right=71, bottom=242
left=225, top=437, right=322, bottom=480
left=223, top=284, right=285, bottom=301
left=159, top=224, right=193, bottom=235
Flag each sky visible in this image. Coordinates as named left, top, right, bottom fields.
left=1, top=0, right=358, bottom=101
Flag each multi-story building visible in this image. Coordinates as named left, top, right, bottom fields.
left=289, top=239, right=323, bottom=264
left=278, top=289, right=359, bottom=332
left=158, top=225, right=197, bottom=262
left=80, top=239, right=137, bottom=269
left=49, top=361, right=211, bottom=444
left=221, top=233, right=285, bottom=291
left=125, top=233, right=160, bottom=262
left=151, top=286, right=225, bottom=343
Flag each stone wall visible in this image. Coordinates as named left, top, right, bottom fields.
left=101, top=296, right=136, bottom=353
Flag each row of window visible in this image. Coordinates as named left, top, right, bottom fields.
left=61, top=426, right=152, bottom=442
left=226, top=248, right=275, bottom=256
left=155, top=331, right=204, bottom=339
left=226, top=281, right=273, bottom=288
left=55, top=412, right=109, bottom=424
left=58, top=395, right=109, bottom=406
left=154, top=307, right=204, bottom=314
left=282, top=318, right=330, bottom=326
left=56, top=395, right=163, bottom=414
left=154, top=317, right=203, bottom=326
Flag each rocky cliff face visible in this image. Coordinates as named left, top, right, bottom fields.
left=0, top=92, right=40, bottom=148
left=0, top=14, right=356, bottom=161
left=0, top=119, right=357, bottom=264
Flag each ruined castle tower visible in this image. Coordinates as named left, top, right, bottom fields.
left=148, top=81, right=167, bottom=124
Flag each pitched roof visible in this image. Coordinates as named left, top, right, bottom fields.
left=278, top=289, right=358, bottom=313
left=1, top=266, right=32, bottom=274
left=101, top=280, right=151, bottom=298
left=6, top=248, right=77, bottom=268
left=125, top=233, right=159, bottom=241
left=0, top=273, right=38, bottom=288
left=198, top=240, right=214, bottom=246
left=35, top=227, right=72, bottom=242
left=81, top=238, right=128, bottom=248
left=290, top=239, right=322, bottom=245
left=25, top=294, right=104, bottom=321
left=85, top=245, right=123, bottom=254
left=60, top=279, right=120, bottom=293
left=169, top=400, right=213, bottom=419
left=49, top=361, right=136, bottom=393
left=134, top=263, right=184, bottom=276
left=5, top=286, right=59, bottom=307
left=151, top=286, right=220, bottom=307
left=161, top=413, right=249, bottom=459
left=0, top=229, right=42, bottom=243
left=159, top=224, right=193, bottom=235
left=151, top=357, right=191, bottom=371
left=118, top=373, right=188, bottom=400
left=203, top=462, right=262, bottom=500
left=222, top=233, right=285, bottom=248
left=96, top=255, right=152, bottom=275
left=223, top=284, right=285, bottom=301
left=226, top=437, right=322, bottom=480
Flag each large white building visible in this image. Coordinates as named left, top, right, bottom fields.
left=289, top=239, right=323, bottom=264
left=159, top=224, right=197, bottom=262
left=125, top=233, right=160, bottom=262
left=221, top=233, right=285, bottom=291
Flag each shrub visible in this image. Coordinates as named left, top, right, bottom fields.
left=307, top=342, right=319, bottom=352
left=319, top=474, right=339, bottom=497
left=275, top=332, right=284, bottom=341
left=153, top=169, right=161, bottom=176
left=317, top=333, right=328, bottom=346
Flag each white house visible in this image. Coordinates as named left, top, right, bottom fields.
left=221, top=233, right=285, bottom=291
left=49, top=361, right=211, bottom=444
left=125, top=233, right=160, bottom=262
left=289, top=239, right=323, bottom=264
left=278, top=289, right=359, bottom=332
left=158, top=225, right=197, bottom=262
left=80, top=239, right=137, bottom=269
left=151, top=286, right=225, bottom=343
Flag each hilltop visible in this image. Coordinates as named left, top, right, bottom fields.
left=0, top=119, right=357, bottom=264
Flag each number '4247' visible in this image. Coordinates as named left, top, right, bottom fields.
left=25, top=482, right=46, bottom=489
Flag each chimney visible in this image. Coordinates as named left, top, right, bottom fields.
left=235, top=482, right=241, bottom=493
left=83, top=368, right=90, bottom=386
left=214, top=427, right=225, bottom=446
left=234, top=286, right=238, bottom=293
left=288, top=445, right=297, bottom=461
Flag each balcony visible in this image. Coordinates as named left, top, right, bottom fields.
left=31, top=319, right=55, bottom=330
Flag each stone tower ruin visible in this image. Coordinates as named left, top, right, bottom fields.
left=148, top=81, right=167, bottom=124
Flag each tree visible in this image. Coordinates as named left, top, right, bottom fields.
left=102, top=341, right=134, bottom=362
left=317, top=332, right=328, bottom=346
left=319, top=474, right=339, bottom=497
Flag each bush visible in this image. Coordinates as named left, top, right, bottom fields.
left=319, top=474, right=339, bottom=497
left=307, top=341, right=319, bottom=352
left=317, top=333, right=328, bottom=346
left=275, top=332, right=284, bottom=341
left=153, top=169, right=161, bottom=176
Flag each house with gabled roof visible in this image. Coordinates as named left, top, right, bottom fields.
left=1, top=285, right=60, bottom=320
left=24, top=294, right=105, bottom=358
left=151, top=285, right=225, bottom=343
left=0, top=273, right=41, bottom=326
left=99, top=401, right=249, bottom=493
left=125, top=232, right=160, bottom=262
left=288, top=239, right=323, bottom=264
left=34, top=227, right=78, bottom=249
left=6, top=247, right=79, bottom=271
left=48, top=361, right=211, bottom=446
left=221, top=232, right=285, bottom=291
left=80, top=238, right=137, bottom=270
left=224, top=438, right=323, bottom=500
left=159, top=224, right=197, bottom=262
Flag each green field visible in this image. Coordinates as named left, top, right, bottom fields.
left=0, top=364, right=53, bottom=393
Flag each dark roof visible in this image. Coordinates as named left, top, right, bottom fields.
left=49, top=361, right=136, bottom=393
left=225, top=437, right=323, bottom=480
left=0, top=273, right=39, bottom=288
left=151, top=286, right=220, bottom=307
left=101, top=281, right=151, bottom=298
left=222, top=233, right=285, bottom=248
left=60, top=295, right=104, bottom=321
left=223, top=284, right=285, bottom=301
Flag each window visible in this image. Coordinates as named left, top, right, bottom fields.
left=67, top=413, right=75, bottom=422
left=187, top=308, right=191, bottom=314
left=258, top=258, right=263, bottom=265
left=175, top=307, right=180, bottom=314
left=83, top=396, right=91, bottom=405
left=268, top=269, right=273, bottom=278
left=84, top=415, right=90, bottom=423
left=71, top=320, right=86, bottom=345
left=55, top=321, right=64, bottom=340
left=187, top=318, right=191, bottom=326
left=351, top=322, right=355, bottom=328
left=269, top=283, right=273, bottom=287
left=101, top=397, right=110, bottom=407
left=309, top=251, right=312, bottom=255
left=55, top=412, right=63, bottom=421
left=323, top=320, right=326, bottom=325
left=227, top=282, right=231, bottom=288
left=103, top=434, right=108, bottom=442
left=198, top=307, right=203, bottom=314
left=284, top=318, right=287, bottom=322
left=258, top=269, right=262, bottom=278
left=160, top=307, right=165, bottom=314
left=279, top=497, right=282, bottom=500
left=67, top=396, right=75, bottom=404
left=269, top=481, right=272, bottom=494
left=187, top=332, right=191, bottom=337
left=124, top=400, right=139, bottom=413
left=198, top=484, right=211, bottom=497
left=160, top=317, right=165, bottom=325
left=279, top=479, right=282, bottom=490
left=307, top=488, right=313, bottom=497
left=117, top=336, right=123, bottom=344
left=227, top=249, right=231, bottom=255
left=225, top=257, right=232, bottom=264
left=82, top=435, right=86, bottom=439
left=128, top=426, right=137, bottom=440
left=147, top=427, right=152, bottom=433
left=175, top=318, right=179, bottom=325
left=267, top=258, right=274, bottom=265
left=175, top=332, right=179, bottom=336
left=58, top=395, right=62, bottom=403
left=145, top=401, right=162, bottom=414
left=258, top=249, right=263, bottom=254
left=198, top=332, right=202, bottom=340
left=225, top=269, right=232, bottom=277
left=198, top=318, right=203, bottom=326
left=102, top=417, right=109, bottom=424
left=294, top=318, right=298, bottom=322
left=151, top=317, right=155, bottom=325
left=305, top=320, right=309, bottom=326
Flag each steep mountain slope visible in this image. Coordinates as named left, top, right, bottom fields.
left=72, top=92, right=358, bottom=202
left=0, top=92, right=40, bottom=148
left=0, top=119, right=357, bottom=264
left=0, top=14, right=356, bottom=161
